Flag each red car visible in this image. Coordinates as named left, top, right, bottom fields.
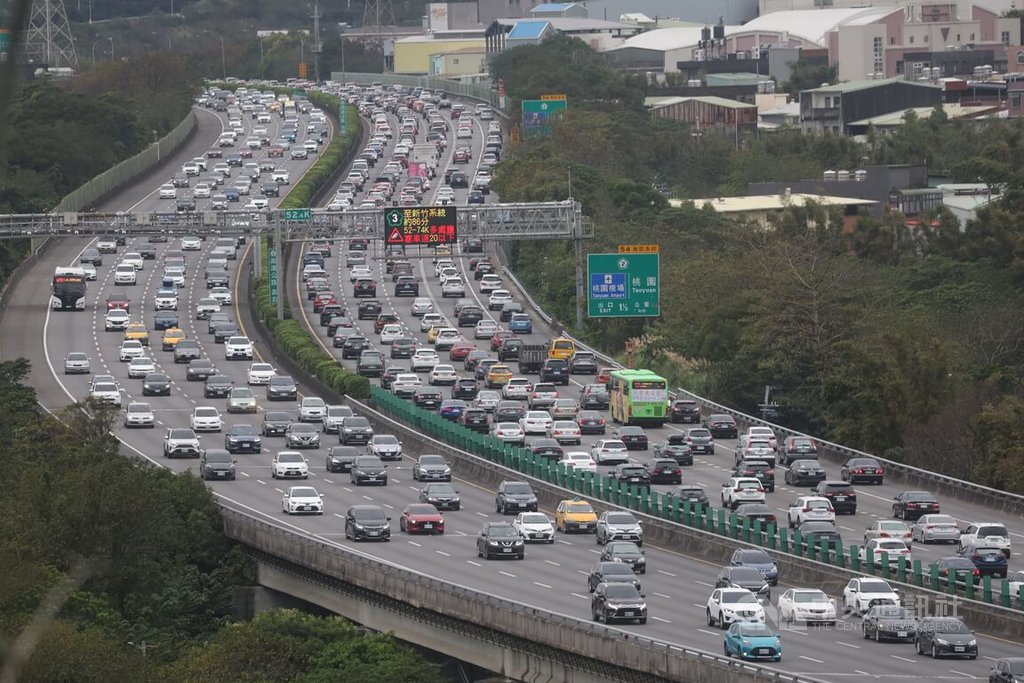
left=490, top=331, right=514, bottom=351
left=106, top=292, right=130, bottom=312
left=448, top=341, right=476, bottom=361
left=374, top=313, right=399, bottom=334
left=238, top=147, right=253, bottom=159
left=597, top=367, right=614, bottom=385
left=400, top=503, right=445, bottom=535
left=312, top=292, right=336, bottom=313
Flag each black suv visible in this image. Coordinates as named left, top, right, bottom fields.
left=733, top=459, right=776, bottom=492
left=353, top=279, right=376, bottom=297
left=344, top=505, right=391, bottom=541
left=350, top=455, right=388, bottom=486
left=780, top=436, right=819, bottom=466
left=326, top=446, right=360, bottom=473
left=610, top=463, right=651, bottom=490
left=588, top=562, right=642, bottom=593
left=457, top=306, right=484, bottom=327
left=580, top=384, right=610, bottom=409
left=591, top=583, right=647, bottom=625
left=497, top=338, right=523, bottom=361
left=540, top=359, right=569, bottom=385
left=394, top=276, right=418, bottom=296
left=812, top=480, right=857, bottom=514
left=341, top=335, right=369, bottom=359
left=339, top=416, right=373, bottom=445
left=357, top=300, right=382, bottom=320
left=568, top=352, right=598, bottom=374
left=669, top=399, right=701, bottom=423
left=476, top=522, right=524, bottom=560
left=458, top=407, right=489, bottom=433
left=496, top=481, right=538, bottom=514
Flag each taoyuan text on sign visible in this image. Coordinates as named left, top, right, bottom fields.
left=384, top=206, right=458, bottom=246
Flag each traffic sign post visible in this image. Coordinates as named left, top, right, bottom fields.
left=268, top=248, right=279, bottom=306
left=521, top=95, right=567, bottom=139
left=283, top=208, right=312, bottom=221
left=384, top=206, right=457, bottom=246
left=587, top=252, right=660, bottom=318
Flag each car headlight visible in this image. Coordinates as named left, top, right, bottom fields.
left=967, top=639, right=977, bottom=646
left=354, top=523, right=364, bottom=529
left=443, top=467, right=451, bottom=474
left=935, top=638, right=950, bottom=645
left=488, top=541, right=499, bottom=546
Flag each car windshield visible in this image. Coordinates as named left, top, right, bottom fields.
left=420, top=455, right=445, bottom=465
left=427, top=484, right=456, bottom=495
left=738, top=550, right=772, bottom=564
left=859, top=581, right=892, bottom=593
left=602, top=563, right=634, bottom=576
left=730, top=568, right=764, bottom=582
left=406, top=504, right=436, bottom=515
left=607, top=543, right=640, bottom=556
left=605, top=584, right=640, bottom=599
left=977, top=525, right=1008, bottom=536
left=520, top=513, right=548, bottom=524
left=169, top=429, right=194, bottom=439
left=232, top=389, right=254, bottom=398
left=737, top=623, right=774, bottom=637
left=195, top=408, right=218, bottom=417
left=67, top=353, right=88, bottom=361
left=722, top=592, right=758, bottom=604
left=489, top=526, right=518, bottom=538
left=792, top=591, right=829, bottom=603
left=355, top=509, right=386, bottom=523
left=347, top=418, right=370, bottom=428
left=127, top=404, right=149, bottom=413
left=375, top=435, right=399, bottom=445
left=566, top=502, right=593, bottom=514
left=505, top=484, right=532, bottom=495
left=290, top=487, right=318, bottom=498
left=231, top=425, right=257, bottom=435
left=278, top=453, right=303, bottom=463
left=206, top=451, right=231, bottom=463
left=291, top=424, right=317, bottom=433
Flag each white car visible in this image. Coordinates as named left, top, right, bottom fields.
left=433, top=329, right=461, bottom=351
left=349, top=265, right=372, bottom=282
left=441, top=278, right=465, bottom=298
left=959, top=522, right=1011, bottom=557
left=859, top=539, right=912, bottom=569
left=159, top=184, right=177, bottom=199
left=558, top=451, right=598, bottom=473
left=502, top=377, right=532, bottom=400
left=225, top=336, right=254, bottom=360
left=282, top=486, right=324, bottom=515
left=380, top=324, right=404, bottom=344
left=182, top=161, right=200, bottom=176
left=89, top=381, right=122, bottom=407
left=81, top=262, right=97, bottom=280
left=271, top=169, right=290, bottom=184
left=181, top=236, right=202, bottom=251
left=411, top=349, right=440, bottom=372
left=744, top=426, right=778, bottom=450
left=322, top=404, right=354, bottom=433
left=519, top=410, right=552, bottom=435
left=473, top=390, right=500, bottom=411
left=479, top=274, right=502, bottom=293
left=512, top=512, right=555, bottom=543
left=428, top=364, right=458, bottom=385
left=154, top=290, right=178, bottom=310
left=119, top=340, right=145, bottom=362
left=776, top=589, right=837, bottom=625
left=864, top=520, right=913, bottom=543
left=193, top=183, right=212, bottom=198
left=214, top=162, right=231, bottom=177
left=488, top=289, right=513, bottom=310
left=209, top=287, right=233, bottom=305
left=113, top=264, right=137, bottom=285
left=123, top=401, right=155, bottom=428
left=420, top=313, right=445, bottom=332
left=706, top=588, right=766, bottom=628
left=590, top=439, right=629, bottom=465
left=411, top=297, right=434, bottom=316
left=721, top=477, right=767, bottom=509
left=474, top=319, right=500, bottom=340
left=163, top=267, right=185, bottom=287
left=104, top=309, right=131, bottom=331
left=546, top=420, right=582, bottom=445
left=299, top=396, right=327, bottom=422
left=787, top=496, right=836, bottom=527
left=127, top=356, right=156, bottom=379
left=434, top=259, right=455, bottom=277
left=122, top=253, right=144, bottom=270
left=842, top=577, right=901, bottom=613
left=190, top=406, right=223, bottom=432
left=491, top=421, right=525, bottom=445
left=247, top=362, right=276, bottom=385
left=271, top=451, right=309, bottom=479
left=391, top=373, right=422, bottom=397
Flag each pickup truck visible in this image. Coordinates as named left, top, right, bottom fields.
left=518, top=345, right=547, bottom=374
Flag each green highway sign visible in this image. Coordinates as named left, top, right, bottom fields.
left=283, top=208, right=312, bottom=221
left=268, top=249, right=279, bottom=305
left=521, top=96, right=567, bottom=139
left=587, top=252, right=660, bottom=318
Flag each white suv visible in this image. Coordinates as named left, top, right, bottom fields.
left=706, top=588, right=766, bottom=628
left=225, top=336, right=254, bottom=360
left=787, top=496, right=836, bottom=527
left=721, top=477, right=766, bottom=510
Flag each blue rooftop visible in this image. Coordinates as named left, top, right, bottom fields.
left=532, top=2, right=573, bottom=11
left=507, top=20, right=550, bottom=40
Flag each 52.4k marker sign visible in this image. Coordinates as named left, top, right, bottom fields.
left=587, top=252, right=660, bottom=318
left=384, top=206, right=458, bottom=246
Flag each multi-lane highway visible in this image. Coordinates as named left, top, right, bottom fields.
left=2, top=84, right=1022, bottom=682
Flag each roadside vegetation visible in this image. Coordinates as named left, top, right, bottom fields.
left=492, top=36, right=1024, bottom=493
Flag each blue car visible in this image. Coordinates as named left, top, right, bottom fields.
left=439, top=399, right=468, bottom=421
left=508, top=313, right=533, bottom=334
left=962, top=545, right=1009, bottom=577
left=730, top=548, right=779, bottom=586
left=724, top=622, right=781, bottom=662
left=224, top=188, right=240, bottom=202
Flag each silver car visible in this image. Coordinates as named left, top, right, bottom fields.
left=123, top=401, right=155, bottom=428
left=227, top=387, right=258, bottom=413
left=910, top=514, right=961, bottom=544
left=64, top=352, right=91, bottom=374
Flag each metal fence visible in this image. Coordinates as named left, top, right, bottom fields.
left=329, top=71, right=501, bottom=110
left=52, top=111, right=197, bottom=213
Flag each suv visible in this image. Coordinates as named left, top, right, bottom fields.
left=580, top=384, right=610, bottom=409
left=732, top=459, right=776, bottom=492
left=669, top=399, right=701, bottom=423
left=540, top=359, right=569, bottom=385
left=609, top=463, right=651, bottom=490
left=812, top=480, right=857, bottom=515
left=495, top=481, right=539, bottom=514
left=595, top=511, right=644, bottom=546
left=325, top=446, right=360, bottom=473
left=592, top=583, right=647, bottom=625
left=780, top=436, right=819, bottom=466
left=476, top=522, right=525, bottom=560
left=163, top=428, right=200, bottom=458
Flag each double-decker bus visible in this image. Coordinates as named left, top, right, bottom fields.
left=608, top=369, right=669, bottom=426
left=51, top=267, right=87, bottom=310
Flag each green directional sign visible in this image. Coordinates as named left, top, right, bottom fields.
left=587, top=253, right=660, bottom=318
left=268, top=249, right=279, bottom=305
left=283, top=208, right=311, bottom=221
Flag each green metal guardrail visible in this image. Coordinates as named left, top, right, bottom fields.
left=369, top=384, right=1024, bottom=610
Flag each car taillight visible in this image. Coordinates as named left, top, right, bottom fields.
left=906, top=503, right=917, bottom=507
left=803, top=507, right=813, bottom=512
left=875, top=469, right=884, bottom=474
left=973, top=569, right=980, bottom=576
left=854, top=469, right=863, bottom=474
left=735, top=488, right=743, bottom=492
left=879, top=532, right=890, bottom=537
left=927, top=525, right=935, bottom=529
left=756, top=487, right=765, bottom=493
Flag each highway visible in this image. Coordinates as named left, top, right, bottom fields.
left=2, top=85, right=1021, bottom=682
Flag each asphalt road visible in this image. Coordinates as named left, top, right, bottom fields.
left=2, top=90, right=1021, bottom=682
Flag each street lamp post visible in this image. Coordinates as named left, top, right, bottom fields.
left=220, top=36, right=226, bottom=79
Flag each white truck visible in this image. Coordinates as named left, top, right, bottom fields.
left=410, top=143, right=439, bottom=179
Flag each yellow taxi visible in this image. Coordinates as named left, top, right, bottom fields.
left=485, top=363, right=513, bottom=388
left=555, top=498, right=598, bottom=533
left=123, top=323, right=150, bottom=346
left=161, top=327, right=186, bottom=351
left=548, top=337, right=577, bottom=360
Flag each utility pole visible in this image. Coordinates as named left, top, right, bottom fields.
left=311, top=1, right=322, bottom=82
left=570, top=168, right=584, bottom=330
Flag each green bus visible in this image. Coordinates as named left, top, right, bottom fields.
left=608, top=369, right=669, bottom=426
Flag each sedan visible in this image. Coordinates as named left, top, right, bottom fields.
left=512, top=512, right=555, bottom=543
left=247, top=362, right=276, bottom=385
left=428, top=364, right=459, bottom=386
left=190, top=406, right=223, bottom=432
left=576, top=410, right=607, bottom=435
left=281, top=486, right=324, bottom=515
left=613, top=426, right=648, bottom=451
left=519, top=410, right=552, bottom=435
left=127, top=356, right=156, bottom=379
left=546, top=420, right=582, bottom=445
left=490, top=422, right=525, bottom=446
left=227, top=387, right=258, bottom=414
left=911, top=514, right=961, bottom=544
left=864, top=520, right=912, bottom=544
left=558, top=451, right=598, bottom=474
left=63, top=352, right=92, bottom=374
left=123, top=401, right=155, bottom=428
left=892, top=491, right=940, bottom=520
left=590, top=440, right=629, bottom=465
left=400, top=503, right=444, bottom=535
left=863, top=606, right=918, bottom=642
left=776, top=588, right=836, bottom=625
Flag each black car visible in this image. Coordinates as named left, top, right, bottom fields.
left=779, top=436, right=819, bottom=466
left=591, top=582, right=647, bottom=624
left=390, top=338, right=417, bottom=359
left=205, top=270, right=229, bottom=288
left=458, top=408, right=489, bottom=433
left=715, top=566, right=770, bottom=599
left=141, top=372, right=171, bottom=396
left=610, top=463, right=651, bottom=490
left=540, top=359, right=569, bottom=385
left=138, top=242, right=157, bottom=260
left=812, top=480, right=857, bottom=514
left=341, top=336, right=369, bottom=359
left=785, top=459, right=827, bottom=486
left=705, top=414, right=738, bottom=439
left=350, top=455, right=388, bottom=486
left=733, top=459, right=775, bottom=492
left=652, top=440, right=693, bottom=466
left=357, top=351, right=384, bottom=378
left=494, top=401, right=525, bottom=423
left=353, top=279, right=376, bottom=298
left=153, top=312, right=179, bottom=330
left=452, top=378, right=479, bottom=400
left=414, top=387, right=443, bottom=410
left=497, top=338, right=523, bottom=361
left=339, top=416, right=373, bottom=445
left=261, top=183, right=279, bottom=197
left=669, top=399, right=701, bottom=423
left=915, top=617, right=978, bottom=659
left=266, top=376, right=298, bottom=401
left=530, top=438, right=563, bottom=462
left=457, top=306, right=483, bottom=327
left=327, top=316, right=355, bottom=338
left=568, top=352, right=598, bottom=374
left=600, top=541, right=646, bottom=574
left=647, top=458, right=683, bottom=484
left=670, top=485, right=709, bottom=507
left=733, top=503, right=779, bottom=528
left=186, top=358, right=218, bottom=381
left=224, top=424, right=261, bottom=453
left=199, top=448, right=236, bottom=480
left=842, top=457, right=886, bottom=485
left=380, top=366, right=405, bottom=390
left=613, top=426, right=648, bottom=451
left=576, top=410, right=606, bottom=435
left=934, top=556, right=981, bottom=586
left=394, top=276, right=419, bottom=296
left=212, top=323, right=239, bottom=344
left=261, top=410, right=291, bottom=436
left=357, top=300, right=382, bottom=320
left=326, top=446, right=360, bottom=473
left=319, top=305, right=344, bottom=327
left=420, top=482, right=461, bottom=511
left=796, top=521, right=843, bottom=551
left=476, top=522, right=524, bottom=560
left=499, top=302, right=523, bottom=322
left=495, top=481, right=537, bottom=514
left=449, top=171, right=469, bottom=188
left=863, top=606, right=918, bottom=642
left=588, top=561, right=642, bottom=593
left=344, top=505, right=391, bottom=542
left=892, top=491, right=940, bottom=520
left=989, top=657, right=1024, bottom=682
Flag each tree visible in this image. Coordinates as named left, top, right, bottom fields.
left=782, top=59, right=837, bottom=96
left=298, top=633, right=448, bottom=683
